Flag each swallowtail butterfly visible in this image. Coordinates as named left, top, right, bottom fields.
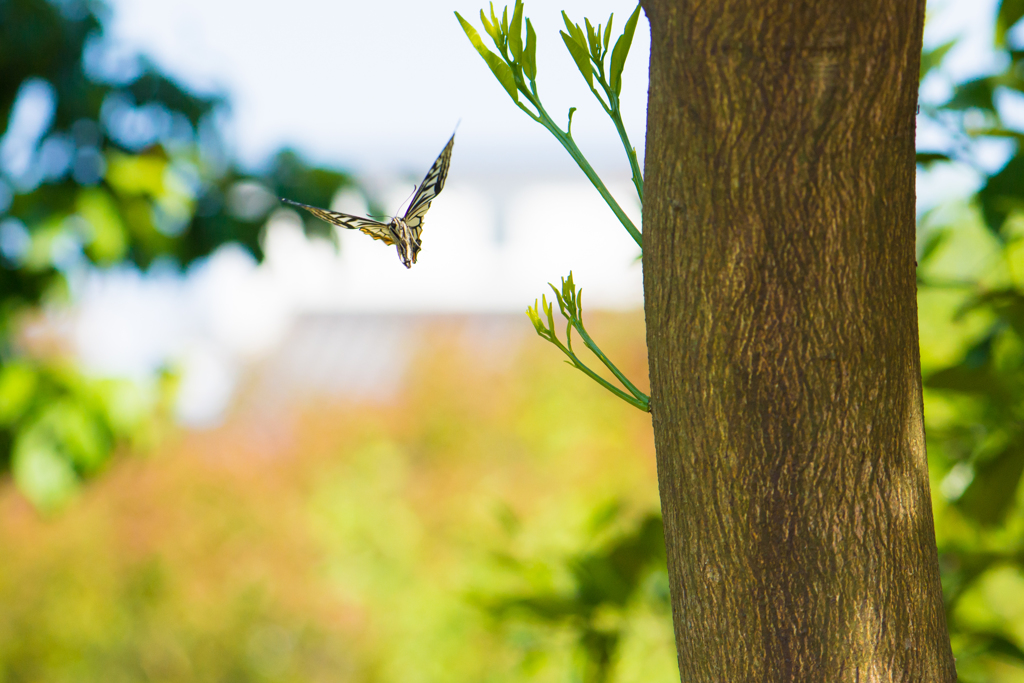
left=281, top=132, right=455, bottom=268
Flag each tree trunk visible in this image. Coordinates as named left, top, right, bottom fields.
left=639, top=1, right=956, bottom=680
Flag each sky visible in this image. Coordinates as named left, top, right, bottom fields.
left=61, top=0, right=1010, bottom=424
left=101, top=0, right=653, bottom=176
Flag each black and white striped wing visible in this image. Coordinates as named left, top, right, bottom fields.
left=281, top=198, right=395, bottom=245
left=402, top=132, right=455, bottom=234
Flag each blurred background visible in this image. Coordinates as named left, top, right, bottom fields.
left=1, top=0, right=1024, bottom=681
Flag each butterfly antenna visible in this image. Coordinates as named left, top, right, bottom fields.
left=396, top=184, right=418, bottom=216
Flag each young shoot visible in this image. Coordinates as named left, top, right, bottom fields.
left=527, top=273, right=650, bottom=412
left=455, top=2, right=644, bottom=248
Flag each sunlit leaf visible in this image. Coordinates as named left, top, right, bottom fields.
left=95, top=378, right=159, bottom=439
left=106, top=151, right=167, bottom=198
left=24, top=215, right=69, bottom=272
left=560, top=29, right=594, bottom=88
left=478, top=7, right=500, bottom=46
left=508, top=0, right=523, bottom=61
left=526, top=301, right=545, bottom=335
left=11, top=425, right=79, bottom=511
left=0, top=362, right=38, bottom=425
left=610, top=6, right=641, bottom=95
left=76, top=187, right=127, bottom=263
left=523, top=18, right=537, bottom=80
left=35, top=399, right=110, bottom=474
left=585, top=18, right=601, bottom=62
left=456, top=12, right=520, bottom=102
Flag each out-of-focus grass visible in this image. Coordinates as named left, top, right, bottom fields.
left=0, top=311, right=676, bottom=683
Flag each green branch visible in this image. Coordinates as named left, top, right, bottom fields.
left=455, top=2, right=644, bottom=249
left=561, top=7, right=644, bottom=204
left=526, top=273, right=650, bottom=412
left=458, top=4, right=649, bottom=413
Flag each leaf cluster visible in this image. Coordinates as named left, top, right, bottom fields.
left=456, top=2, right=644, bottom=247
left=527, top=273, right=649, bottom=412
left=477, top=505, right=667, bottom=683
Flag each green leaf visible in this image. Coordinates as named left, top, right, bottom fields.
left=560, top=30, right=594, bottom=87
left=456, top=13, right=520, bottom=103
left=978, top=152, right=1024, bottom=236
left=985, top=633, right=1024, bottom=664
left=526, top=301, right=545, bottom=335
left=508, top=0, right=524, bottom=62
left=501, top=5, right=508, bottom=38
left=0, top=362, right=39, bottom=425
left=997, top=0, right=1024, bottom=47
left=12, top=425, right=80, bottom=512
left=478, top=8, right=501, bottom=49
left=957, top=441, right=1024, bottom=526
left=924, top=366, right=1000, bottom=396
left=585, top=17, right=601, bottom=61
left=561, top=10, right=578, bottom=40
left=916, top=151, right=951, bottom=166
left=920, top=39, right=956, bottom=80
left=603, top=14, right=613, bottom=53
left=523, top=18, right=537, bottom=80
left=489, top=3, right=504, bottom=49
left=77, top=187, right=128, bottom=264
left=610, top=5, right=641, bottom=95
left=918, top=228, right=948, bottom=263
left=24, top=216, right=70, bottom=272
left=106, top=151, right=166, bottom=197
left=945, top=77, right=997, bottom=112
left=567, top=107, right=577, bottom=135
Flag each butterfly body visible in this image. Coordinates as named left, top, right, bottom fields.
left=281, top=132, right=454, bottom=269
left=387, top=216, right=421, bottom=268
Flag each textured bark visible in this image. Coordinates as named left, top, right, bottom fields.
left=639, top=1, right=956, bottom=681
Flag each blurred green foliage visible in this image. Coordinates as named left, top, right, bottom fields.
left=0, top=0, right=353, bottom=509
left=914, top=1, right=1024, bottom=679
left=0, top=316, right=667, bottom=683
left=477, top=505, right=666, bottom=683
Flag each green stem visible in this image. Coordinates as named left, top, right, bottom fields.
left=515, top=76, right=642, bottom=248
left=562, top=343, right=650, bottom=411
left=591, top=64, right=644, bottom=204
left=572, top=320, right=648, bottom=404
left=607, top=93, right=644, bottom=203
left=535, top=304, right=650, bottom=411
left=530, top=97, right=643, bottom=249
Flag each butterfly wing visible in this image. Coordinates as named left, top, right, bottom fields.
left=402, top=132, right=455, bottom=236
left=281, top=198, right=395, bottom=245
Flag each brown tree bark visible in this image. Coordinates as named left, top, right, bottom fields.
left=639, top=1, right=956, bottom=680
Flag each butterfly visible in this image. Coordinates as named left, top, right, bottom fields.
left=281, top=132, right=455, bottom=269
